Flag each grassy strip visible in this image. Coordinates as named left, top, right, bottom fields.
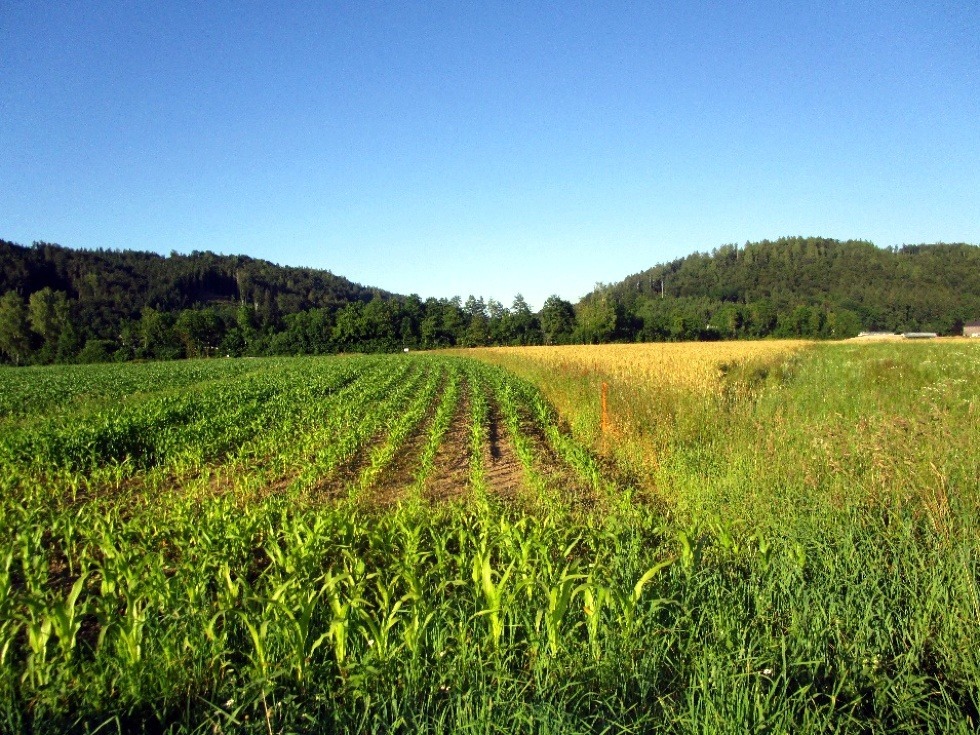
left=2, top=496, right=977, bottom=733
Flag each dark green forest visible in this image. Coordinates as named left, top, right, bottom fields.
left=1, top=237, right=978, bottom=364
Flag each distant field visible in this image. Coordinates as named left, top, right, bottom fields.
left=2, top=342, right=978, bottom=733
left=470, top=340, right=810, bottom=391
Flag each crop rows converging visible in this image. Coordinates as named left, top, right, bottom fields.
left=0, top=355, right=611, bottom=512
left=0, top=354, right=642, bottom=729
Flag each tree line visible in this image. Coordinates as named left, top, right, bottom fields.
left=1, top=237, right=977, bottom=365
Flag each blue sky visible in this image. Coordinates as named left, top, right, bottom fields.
left=1, top=1, right=978, bottom=309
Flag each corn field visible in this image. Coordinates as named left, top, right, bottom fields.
left=1, top=344, right=979, bottom=733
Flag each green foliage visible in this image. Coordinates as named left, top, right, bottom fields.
left=0, top=291, right=32, bottom=365
left=27, top=287, right=70, bottom=362
left=540, top=295, right=576, bottom=345
left=75, top=339, right=116, bottom=364
left=173, top=308, right=223, bottom=358
left=6, top=236, right=978, bottom=367
left=0, top=346, right=977, bottom=732
left=574, top=294, right=617, bottom=344
left=606, top=237, right=980, bottom=340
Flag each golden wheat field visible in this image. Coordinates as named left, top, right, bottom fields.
left=473, top=340, right=810, bottom=393
left=454, top=341, right=814, bottom=491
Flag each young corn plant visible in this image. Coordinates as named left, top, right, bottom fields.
left=318, top=569, right=355, bottom=672
left=352, top=363, right=444, bottom=500
left=22, top=602, right=55, bottom=690
left=267, top=580, right=333, bottom=686
left=491, top=376, right=551, bottom=501
left=470, top=551, right=507, bottom=653
left=582, top=578, right=612, bottom=662
left=538, top=566, right=587, bottom=658
left=47, top=572, right=89, bottom=661
left=412, top=366, right=462, bottom=496
left=612, top=558, right=677, bottom=641
left=356, top=575, right=412, bottom=665
left=0, top=550, right=17, bottom=670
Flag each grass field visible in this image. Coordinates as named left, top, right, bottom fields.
left=1, top=342, right=978, bottom=733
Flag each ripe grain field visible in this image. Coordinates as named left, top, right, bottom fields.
left=1, top=343, right=979, bottom=734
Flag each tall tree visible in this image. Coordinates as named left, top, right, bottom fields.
left=139, top=307, right=181, bottom=359
left=174, top=308, right=223, bottom=358
left=506, top=294, right=540, bottom=345
left=575, top=296, right=616, bottom=344
left=27, top=287, right=70, bottom=361
left=0, top=291, right=33, bottom=364
left=539, top=295, right=576, bottom=345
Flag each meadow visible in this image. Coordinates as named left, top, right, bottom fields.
left=1, top=341, right=978, bottom=733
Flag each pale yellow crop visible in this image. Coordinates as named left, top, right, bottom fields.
left=477, top=341, right=809, bottom=394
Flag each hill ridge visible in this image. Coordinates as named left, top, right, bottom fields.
left=1, top=236, right=978, bottom=364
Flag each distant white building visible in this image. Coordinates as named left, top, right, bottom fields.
left=856, top=332, right=900, bottom=340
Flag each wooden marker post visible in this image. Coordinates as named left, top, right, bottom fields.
left=600, top=381, right=609, bottom=452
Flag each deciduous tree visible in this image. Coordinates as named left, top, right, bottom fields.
left=0, top=291, right=32, bottom=364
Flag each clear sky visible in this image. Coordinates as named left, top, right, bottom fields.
left=2, top=1, right=978, bottom=309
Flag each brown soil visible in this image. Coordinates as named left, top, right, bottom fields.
left=361, top=370, right=453, bottom=507
left=423, top=391, right=475, bottom=503
left=483, top=401, right=525, bottom=501
left=364, top=409, right=435, bottom=507
left=197, top=371, right=609, bottom=512
left=304, top=427, right=377, bottom=502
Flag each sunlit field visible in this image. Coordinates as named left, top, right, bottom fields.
left=2, top=342, right=978, bottom=733
left=473, top=340, right=810, bottom=392
left=455, top=340, right=809, bottom=498
left=461, top=340, right=979, bottom=522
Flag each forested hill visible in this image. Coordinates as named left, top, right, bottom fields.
left=1, top=236, right=978, bottom=366
left=0, top=239, right=547, bottom=364
left=0, top=239, right=403, bottom=364
left=575, top=238, right=980, bottom=342
left=0, top=239, right=386, bottom=324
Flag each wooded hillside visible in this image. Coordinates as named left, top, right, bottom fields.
left=580, top=237, right=980, bottom=342
left=0, top=237, right=977, bottom=364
